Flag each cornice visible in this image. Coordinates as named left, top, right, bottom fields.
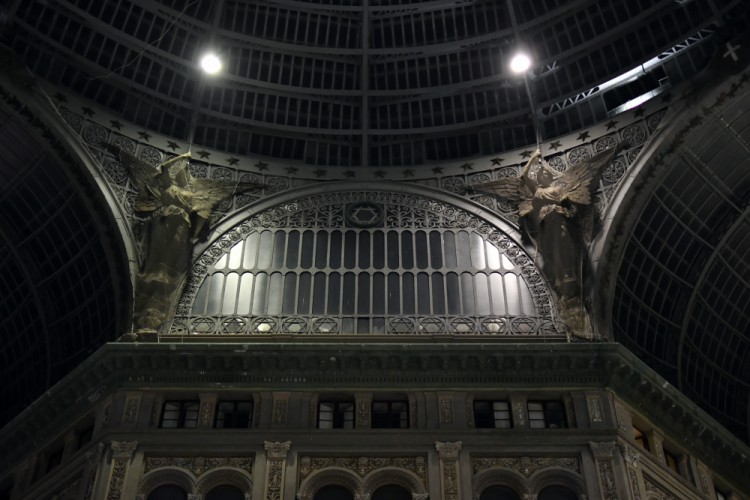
left=0, top=342, right=748, bottom=493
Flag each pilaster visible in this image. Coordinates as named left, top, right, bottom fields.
left=620, top=443, right=645, bottom=499
left=104, top=441, right=138, bottom=500
left=263, top=441, right=291, bottom=500
left=435, top=441, right=462, bottom=500
left=589, top=441, right=630, bottom=500
left=198, top=393, right=218, bottom=429
left=509, top=395, right=527, bottom=429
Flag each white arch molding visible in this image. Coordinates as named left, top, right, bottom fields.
left=170, top=181, right=561, bottom=337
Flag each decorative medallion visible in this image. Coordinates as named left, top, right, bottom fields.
left=345, top=201, right=384, bottom=228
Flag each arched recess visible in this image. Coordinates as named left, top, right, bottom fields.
left=362, top=467, right=427, bottom=498
left=472, top=468, right=528, bottom=499
left=528, top=468, right=586, bottom=498
left=138, top=468, right=196, bottom=496
left=297, top=467, right=363, bottom=500
left=171, top=181, right=559, bottom=337
left=194, top=467, right=253, bottom=496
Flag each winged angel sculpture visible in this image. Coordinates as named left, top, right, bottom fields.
left=471, top=147, right=617, bottom=337
left=112, top=148, right=262, bottom=337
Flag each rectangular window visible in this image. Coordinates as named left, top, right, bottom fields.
left=160, top=401, right=200, bottom=428
left=215, top=401, right=253, bottom=429
left=371, top=400, right=409, bottom=429
left=317, top=401, right=355, bottom=429
left=473, top=401, right=511, bottom=428
left=633, top=426, right=650, bottom=451
left=527, top=401, right=567, bottom=428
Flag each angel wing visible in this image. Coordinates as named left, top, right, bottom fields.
left=469, top=176, right=534, bottom=216
left=190, top=179, right=264, bottom=219
left=107, top=145, right=162, bottom=212
left=554, top=147, right=617, bottom=205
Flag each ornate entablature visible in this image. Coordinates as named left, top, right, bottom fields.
left=171, top=188, right=560, bottom=336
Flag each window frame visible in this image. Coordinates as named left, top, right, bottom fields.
left=473, top=400, right=512, bottom=429
left=160, top=400, right=200, bottom=429
left=371, top=400, right=410, bottom=429
left=214, top=400, right=254, bottom=429
left=317, top=400, right=355, bottom=429
left=527, top=400, right=567, bottom=429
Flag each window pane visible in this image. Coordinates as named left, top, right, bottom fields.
left=358, top=274, right=370, bottom=314
left=286, top=230, right=300, bottom=268
left=415, top=231, right=428, bottom=269
left=327, top=273, right=341, bottom=314
left=417, top=273, right=430, bottom=314
left=358, top=231, right=371, bottom=268
left=343, top=273, right=356, bottom=314
left=443, top=231, right=457, bottom=268
left=402, top=273, right=415, bottom=314
left=373, top=231, right=385, bottom=269
left=252, top=272, right=268, bottom=314
left=373, top=273, right=385, bottom=314
left=301, top=230, right=315, bottom=269
left=257, top=231, right=273, bottom=269
left=456, top=231, right=471, bottom=268
left=243, top=232, right=259, bottom=269
left=470, top=232, right=486, bottom=268
left=474, top=274, right=491, bottom=315
left=282, top=274, right=297, bottom=314
left=431, top=273, right=445, bottom=314
left=460, top=273, right=475, bottom=315
left=489, top=273, right=506, bottom=315
left=267, top=273, right=283, bottom=314
left=387, top=272, right=400, bottom=314
left=227, top=240, right=244, bottom=269
left=205, top=274, right=225, bottom=315
left=272, top=231, right=286, bottom=268
left=429, top=231, right=443, bottom=268
left=298, top=273, right=312, bottom=314
left=387, top=231, right=399, bottom=269
left=505, top=274, right=521, bottom=315
left=236, top=273, right=254, bottom=315
left=315, top=232, right=329, bottom=269
left=401, top=232, right=414, bottom=269
left=446, top=273, right=460, bottom=314
left=221, top=273, right=239, bottom=314
left=329, top=231, right=342, bottom=268
left=485, top=241, right=501, bottom=270
left=312, top=273, right=327, bottom=314
left=344, top=231, right=357, bottom=269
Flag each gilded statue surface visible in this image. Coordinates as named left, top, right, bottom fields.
left=112, top=148, right=261, bottom=336
left=471, top=147, right=617, bottom=337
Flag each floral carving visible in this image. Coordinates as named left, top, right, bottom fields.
left=643, top=474, right=679, bottom=500
left=144, top=456, right=254, bottom=476
left=627, top=465, right=642, bottom=500
left=272, top=399, right=287, bottom=423
left=439, top=399, right=454, bottom=424
left=106, top=460, right=128, bottom=500
left=513, top=402, right=525, bottom=427
left=588, top=396, right=604, bottom=423
left=298, top=456, right=426, bottom=482
left=124, top=398, right=139, bottom=423
left=435, top=441, right=462, bottom=460
left=357, top=401, right=369, bottom=427
left=472, top=456, right=580, bottom=476
left=597, top=459, right=618, bottom=500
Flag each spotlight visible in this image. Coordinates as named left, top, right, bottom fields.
left=200, top=53, right=222, bottom=75
left=510, top=53, right=532, bottom=73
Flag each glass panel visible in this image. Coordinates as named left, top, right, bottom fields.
left=329, top=231, right=343, bottom=268
left=237, top=273, right=253, bottom=314
left=252, top=273, right=268, bottom=314
left=387, top=231, right=399, bottom=269
left=286, top=230, right=300, bottom=269
left=432, top=273, right=445, bottom=314
left=417, top=272, right=431, bottom=314
left=257, top=231, right=273, bottom=269
left=474, top=273, right=491, bottom=315
left=272, top=231, right=286, bottom=269
left=358, top=274, right=370, bottom=314
left=192, top=279, right=210, bottom=314
left=470, top=232, right=486, bottom=268
left=489, top=273, right=506, bottom=315
left=282, top=274, right=297, bottom=314
left=214, top=254, right=228, bottom=270
left=342, top=317, right=355, bottom=334
left=502, top=254, right=515, bottom=270
left=297, top=272, right=311, bottom=314
left=429, top=231, right=443, bottom=268
left=227, top=240, right=244, bottom=269
left=401, top=232, right=414, bottom=269
left=344, top=230, right=357, bottom=269
left=300, top=230, right=314, bottom=269
left=485, top=241, right=501, bottom=270
left=373, top=231, right=385, bottom=269
left=359, top=231, right=371, bottom=268
left=315, top=231, right=329, bottom=269
left=327, top=273, right=341, bottom=314
left=505, top=274, right=521, bottom=315
left=456, top=231, right=471, bottom=268
left=415, top=231, right=428, bottom=269
left=343, top=273, right=356, bottom=314
left=460, top=272, right=475, bottom=315
left=267, top=272, right=283, bottom=314
left=387, top=272, right=400, bottom=314
left=373, top=317, right=385, bottom=334
left=243, top=232, right=259, bottom=269
left=444, top=231, right=457, bottom=268
left=373, top=273, right=385, bottom=314
left=520, top=280, right=534, bottom=315
left=222, top=272, right=240, bottom=314
left=446, top=272, right=460, bottom=314
left=312, top=272, right=326, bottom=314
left=402, top=273, right=415, bottom=314
left=206, top=274, right=225, bottom=315
left=357, top=318, right=370, bottom=333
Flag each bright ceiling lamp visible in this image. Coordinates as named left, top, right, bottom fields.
left=200, top=53, right=222, bottom=75
left=510, top=52, right=532, bottom=73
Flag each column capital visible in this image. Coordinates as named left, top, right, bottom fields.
left=435, top=441, right=462, bottom=460
left=111, top=440, right=138, bottom=459
left=264, top=440, right=291, bottom=460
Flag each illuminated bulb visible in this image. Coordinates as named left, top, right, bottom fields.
left=200, top=53, right=222, bottom=74
left=510, top=53, right=532, bottom=73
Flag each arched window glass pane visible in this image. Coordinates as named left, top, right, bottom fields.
left=222, top=273, right=240, bottom=314
left=227, top=240, right=244, bottom=269
left=252, top=272, right=268, bottom=313
left=387, top=272, right=400, bottom=314
left=519, top=279, right=534, bottom=315
left=373, top=273, right=385, bottom=314
left=443, top=231, right=457, bottom=269
left=147, top=485, right=187, bottom=500
left=358, top=274, right=370, bottom=314
left=342, top=273, right=356, bottom=314
left=538, top=485, right=577, bottom=500
left=272, top=231, right=286, bottom=268
left=431, top=273, right=445, bottom=314
left=267, top=272, right=283, bottom=314
left=206, top=274, right=225, bottom=315
left=401, top=232, right=414, bottom=269
left=475, top=273, right=491, bottom=315
left=315, top=232, right=329, bottom=269
left=242, top=232, right=259, bottom=269
left=257, top=231, right=273, bottom=269
left=329, top=231, right=343, bottom=268
left=300, top=231, right=315, bottom=269
left=286, top=230, right=300, bottom=269
left=312, top=272, right=326, bottom=314
left=456, top=231, right=471, bottom=268
left=415, top=231, right=429, bottom=269
left=327, top=273, right=341, bottom=314
left=504, top=274, right=522, bottom=315
left=206, top=485, right=245, bottom=500
left=486, top=240, right=501, bottom=270
left=371, top=485, right=411, bottom=500
left=479, top=485, right=521, bottom=500
left=470, top=232, right=486, bottom=269
left=446, top=272, right=460, bottom=314
left=489, top=273, right=506, bottom=315
left=461, top=272, right=475, bottom=315
left=344, top=231, right=357, bottom=269
left=429, top=231, right=443, bottom=268
left=282, top=273, right=297, bottom=314
left=387, top=231, right=399, bottom=269
left=358, top=231, right=371, bottom=269
left=417, top=272, right=431, bottom=314
left=192, top=279, right=210, bottom=314
left=298, top=272, right=312, bottom=314
left=237, top=273, right=254, bottom=315
left=214, top=254, right=228, bottom=271
left=313, top=485, right=354, bottom=500
left=372, top=231, right=385, bottom=269
left=402, top=273, right=415, bottom=314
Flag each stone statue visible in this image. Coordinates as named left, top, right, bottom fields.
left=471, top=147, right=617, bottom=337
left=111, top=147, right=262, bottom=337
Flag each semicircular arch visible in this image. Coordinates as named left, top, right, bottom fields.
left=362, top=467, right=427, bottom=497
left=472, top=467, right=529, bottom=499
left=528, top=468, right=586, bottom=497
left=138, top=468, right=196, bottom=495
left=194, top=467, right=253, bottom=495
left=297, top=467, right=363, bottom=500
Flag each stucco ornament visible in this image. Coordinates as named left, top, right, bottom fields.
left=471, top=147, right=618, bottom=337
left=110, top=147, right=262, bottom=336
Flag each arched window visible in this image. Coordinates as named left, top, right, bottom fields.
left=205, top=484, right=245, bottom=500
left=371, top=484, right=411, bottom=500
left=538, top=485, right=577, bottom=500
left=313, top=484, right=354, bottom=500
left=480, top=485, right=521, bottom=500
left=147, top=484, right=187, bottom=500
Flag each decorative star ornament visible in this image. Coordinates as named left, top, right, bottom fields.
left=226, top=157, right=239, bottom=166
left=166, top=141, right=180, bottom=151
left=137, top=131, right=151, bottom=141
left=576, top=131, right=590, bottom=141
left=548, top=140, right=562, bottom=151
left=196, top=150, right=211, bottom=159
left=254, top=161, right=268, bottom=171
left=110, top=120, right=123, bottom=130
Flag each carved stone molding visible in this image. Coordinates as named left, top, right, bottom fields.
left=512, top=401, right=526, bottom=427
left=111, top=441, right=138, bottom=459
left=589, top=441, right=616, bottom=459
left=357, top=400, right=369, bottom=427
left=472, top=457, right=580, bottom=477
left=643, top=474, right=679, bottom=500
left=106, top=459, right=128, bottom=500
left=435, top=441, right=462, bottom=461
left=199, top=401, right=213, bottom=427
left=439, top=399, right=454, bottom=424
left=299, top=456, right=426, bottom=482
left=627, top=466, right=642, bottom=500
left=614, top=401, right=629, bottom=432
left=272, top=399, right=288, bottom=424
left=124, top=397, right=140, bottom=424
left=144, top=456, right=254, bottom=476
left=619, top=444, right=640, bottom=466
left=265, top=441, right=291, bottom=460
left=588, top=396, right=604, bottom=423
left=596, top=458, right=618, bottom=500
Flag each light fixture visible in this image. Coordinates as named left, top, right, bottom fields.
left=200, top=53, right=222, bottom=75
left=510, top=52, right=532, bottom=73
